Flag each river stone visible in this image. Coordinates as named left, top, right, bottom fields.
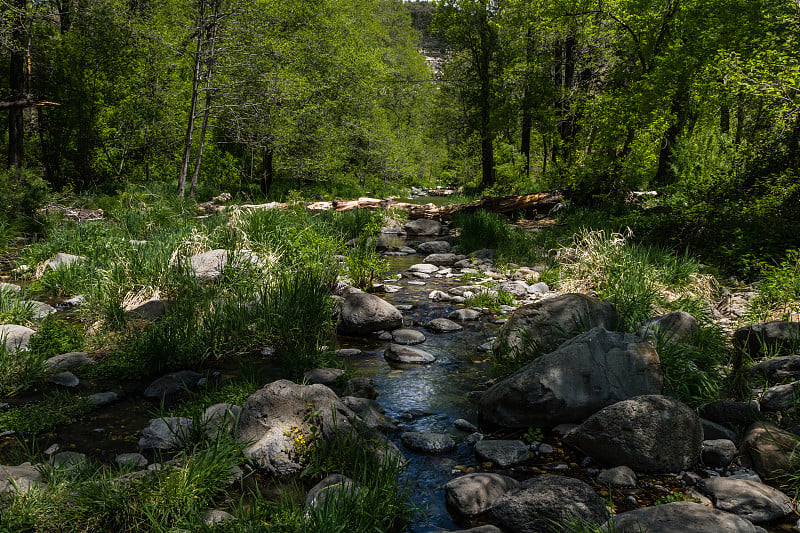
left=0, top=282, right=21, bottom=293
left=138, top=417, right=193, bottom=450
left=637, top=311, right=700, bottom=344
left=126, top=299, right=170, bottom=320
left=479, top=327, right=662, bottom=428
left=187, top=249, right=228, bottom=281
left=88, top=391, right=119, bottom=407
left=306, top=473, right=362, bottom=509
left=48, top=371, right=79, bottom=387
left=44, top=351, right=92, bottom=371
left=759, top=381, right=800, bottom=412
left=418, top=241, right=452, bottom=254
left=341, top=396, right=397, bottom=432
left=698, top=477, right=795, bottom=523
left=0, top=462, right=43, bottom=494
left=404, top=219, right=443, bottom=236
left=116, top=453, right=148, bottom=469
left=454, top=419, right=478, bottom=432
left=444, top=472, right=518, bottom=516
left=143, top=370, right=204, bottom=399
left=303, top=367, right=345, bottom=386
left=343, top=377, right=378, bottom=399
left=23, top=300, right=56, bottom=319
left=513, top=267, right=539, bottom=281
left=384, top=344, right=435, bottom=364
left=446, top=527, right=502, bottom=533
left=734, top=321, right=800, bottom=358
left=742, top=422, right=800, bottom=481
left=751, top=355, right=800, bottom=382
left=423, top=253, right=460, bottom=266
left=401, top=432, right=456, bottom=454
left=45, top=252, right=84, bottom=270
left=0, top=324, right=35, bottom=353
left=426, top=318, right=463, bottom=333
left=392, top=328, right=426, bottom=345
left=492, top=293, right=619, bottom=356
left=338, top=292, right=403, bottom=335
left=474, top=439, right=529, bottom=468
left=449, top=308, right=481, bottom=321
left=203, top=509, right=233, bottom=527
left=491, top=475, right=608, bottom=533
left=498, top=281, right=529, bottom=298
left=607, top=501, right=766, bottom=532
left=598, top=465, right=637, bottom=488
left=429, top=290, right=451, bottom=301
left=236, top=380, right=357, bottom=476
left=702, top=418, right=740, bottom=443
left=202, top=403, right=241, bottom=438
left=563, top=395, right=703, bottom=473
left=408, top=263, right=439, bottom=274
left=51, top=451, right=86, bottom=469
left=702, top=439, right=738, bottom=467
left=336, top=348, right=362, bottom=357
left=699, top=400, right=761, bottom=427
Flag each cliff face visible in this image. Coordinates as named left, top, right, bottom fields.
left=406, top=1, right=446, bottom=74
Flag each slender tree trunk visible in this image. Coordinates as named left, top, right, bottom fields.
left=8, top=0, right=26, bottom=168
left=720, top=103, right=730, bottom=134
left=259, top=142, right=274, bottom=195
left=655, top=82, right=689, bottom=183
left=520, top=28, right=534, bottom=182
left=735, top=91, right=744, bottom=145
left=178, top=6, right=206, bottom=197
left=189, top=12, right=219, bottom=199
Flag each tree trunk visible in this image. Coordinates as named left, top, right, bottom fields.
left=189, top=10, right=219, bottom=200
left=8, top=0, right=27, bottom=168
left=654, top=82, right=689, bottom=183
left=520, top=27, right=534, bottom=182
left=178, top=7, right=206, bottom=198
left=259, top=142, right=274, bottom=196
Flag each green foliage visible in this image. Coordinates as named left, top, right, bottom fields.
left=523, top=427, right=544, bottom=444
left=0, top=391, right=92, bottom=433
left=0, top=168, right=49, bottom=218
left=748, top=249, right=800, bottom=321
left=464, top=287, right=515, bottom=311
left=27, top=316, right=84, bottom=359
left=453, top=210, right=512, bottom=254
left=345, top=240, right=389, bottom=291
left=0, top=287, right=38, bottom=325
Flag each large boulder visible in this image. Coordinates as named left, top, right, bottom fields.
left=417, top=241, right=451, bottom=254
left=637, top=311, right=699, bottom=345
left=492, top=294, right=618, bottom=355
left=188, top=249, right=229, bottom=281
left=741, top=422, right=800, bottom=481
left=759, top=381, right=800, bottom=412
left=751, top=355, right=800, bottom=382
left=445, top=472, right=518, bottom=516
left=338, top=292, right=402, bottom=335
left=478, top=328, right=662, bottom=428
left=490, top=475, right=608, bottom=533
left=403, top=219, right=444, bottom=236
left=236, top=380, right=357, bottom=476
left=0, top=462, right=43, bottom=495
left=0, top=324, right=35, bottom=353
left=607, top=501, right=766, bottom=532
left=563, top=395, right=703, bottom=473
left=733, top=321, right=800, bottom=358
left=697, top=477, right=796, bottom=524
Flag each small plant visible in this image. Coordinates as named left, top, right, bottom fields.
left=27, top=316, right=84, bottom=359
left=464, top=287, right=516, bottom=311
left=654, top=491, right=699, bottom=505
left=523, top=427, right=544, bottom=444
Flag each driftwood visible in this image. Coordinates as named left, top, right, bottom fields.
left=209, top=191, right=563, bottom=220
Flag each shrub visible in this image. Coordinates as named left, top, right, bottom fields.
left=0, top=167, right=49, bottom=218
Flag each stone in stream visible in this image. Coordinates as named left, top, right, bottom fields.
left=478, top=328, right=662, bottom=428
left=417, top=241, right=452, bottom=254
left=45, top=252, right=84, bottom=270
left=335, top=348, right=362, bottom=357
left=337, top=291, right=403, bottom=335
left=116, top=453, right=148, bottom=469
left=384, top=343, right=435, bottom=364
left=454, top=419, right=478, bottom=432
left=87, top=391, right=119, bottom=407
left=44, top=351, right=92, bottom=371
left=528, top=281, right=549, bottom=295
left=2, top=325, right=37, bottom=354
left=143, top=370, right=204, bottom=399
left=23, top=300, right=56, bottom=319
left=474, top=439, right=529, bottom=468
left=491, top=475, right=608, bottom=533
left=701, top=439, right=738, bottom=467
left=400, top=432, right=456, bottom=454
left=51, top=451, right=87, bottom=469
left=408, top=263, right=439, bottom=274
left=733, top=320, right=800, bottom=358
left=750, top=355, right=800, bottom=382
left=597, top=465, right=637, bottom=488
left=497, top=281, right=530, bottom=298
left=423, top=253, right=461, bottom=266
left=403, top=219, right=444, bottom=236
left=697, top=477, right=796, bottom=523
left=607, top=501, right=766, bottom=532
left=637, top=311, right=700, bottom=345
left=698, top=400, right=760, bottom=427
left=202, top=403, right=241, bottom=438
left=426, top=318, right=463, bottom=333
left=742, top=422, right=800, bottom=481
left=343, top=377, right=378, bottom=399
left=444, top=472, right=518, bottom=516
left=759, top=380, right=800, bottom=412
left=302, top=367, right=345, bottom=386
left=429, top=290, right=451, bottom=302
left=0, top=463, right=43, bottom=495
left=449, top=309, right=481, bottom=321
left=563, top=395, right=703, bottom=473
left=492, top=293, right=619, bottom=356
left=0, top=282, right=21, bottom=293
left=305, top=474, right=363, bottom=509
left=341, top=396, right=397, bottom=433
left=138, top=417, right=194, bottom=450
left=48, top=371, right=79, bottom=387
left=392, top=328, right=426, bottom=345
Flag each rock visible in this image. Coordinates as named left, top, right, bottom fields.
left=408, top=263, right=439, bottom=274
left=48, top=371, right=79, bottom=387
left=116, top=453, right=148, bottom=469
left=236, top=380, right=356, bottom=476
left=445, top=527, right=502, bottom=533
left=23, top=300, right=56, bottom=319
left=0, top=324, right=35, bottom=353
left=445, top=473, right=518, bottom=516
left=454, top=419, right=478, bottom=432
left=491, top=475, right=608, bottom=533
left=734, top=321, right=800, bottom=358
left=203, top=509, right=233, bottom=527
left=404, top=219, right=443, bottom=236
left=637, top=311, right=700, bottom=344
left=62, top=295, right=86, bottom=308
left=0, top=282, right=21, bottom=293
left=429, top=290, right=451, bottom=302
left=478, top=328, right=662, bottom=428
left=202, top=403, right=241, bottom=438
left=513, top=267, right=539, bottom=281
left=305, top=474, right=361, bottom=509
left=760, top=381, right=800, bottom=412
left=417, top=241, right=452, bottom=254
left=126, top=299, right=170, bottom=320
left=493, top=293, right=618, bottom=356
left=698, top=477, right=796, bottom=523
left=563, top=395, right=703, bottom=473
left=138, top=417, right=193, bottom=450
left=699, top=401, right=761, bottom=427
left=143, top=370, right=204, bottom=399
left=303, top=367, right=345, bottom=386
left=0, top=463, right=43, bottom=495
left=392, top=328, right=426, bottom=345
left=751, top=355, right=800, bottom=382
left=449, top=309, right=481, bottom=321
left=45, top=252, right=84, bottom=270
left=594, top=468, right=635, bottom=491
left=87, top=391, right=118, bottom=407
left=423, top=253, right=461, bottom=266
left=384, top=344, right=435, bottom=364
left=426, top=318, right=463, bottom=333
left=702, top=419, right=739, bottom=444
left=702, top=439, right=738, bottom=467
left=343, top=377, right=377, bottom=399
left=607, top=501, right=766, bottom=532
left=742, top=422, right=800, bottom=481
left=528, top=282, right=549, bottom=295
left=44, top=351, right=92, bottom=371
left=474, top=440, right=529, bottom=468
left=498, top=281, right=529, bottom=298
left=187, top=249, right=229, bottom=281
left=51, top=451, right=86, bottom=469
left=341, top=397, right=397, bottom=432
left=338, top=292, right=403, bottom=335
left=336, top=348, right=362, bottom=357
left=400, top=432, right=456, bottom=454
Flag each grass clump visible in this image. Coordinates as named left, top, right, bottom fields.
left=0, top=287, right=38, bottom=325
left=0, top=342, right=48, bottom=396
left=747, top=248, right=800, bottom=321
left=464, top=287, right=516, bottom=311
left=0, top=391, right=92, bottom=433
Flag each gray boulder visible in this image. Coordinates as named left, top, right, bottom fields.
left=44, top=352, right=92, bottom=371
left=426, top=318, right=463, bottom=333
left=563, top=395, right=703, bottom=473
left=188, top=249, right=228, bottom=281
left=126, top=299, right=170, bottom=320
left=305, top=473, right=362, bottom=509
left=400, top=432, right=456, bottom=454
left=116, top=453, right=148, bottom=469
left=0, top=324, right=35, bottom=353
left=699, top=400, right=760, bottom=427
left=759, top=381, right=800, bottom=412
left=423, top=253, right=461, bottom=266
left=607, top=501, right=766, bottom=532
left=597, top=465, right=637, bottom=488
left=702, top=419, right=740, bottom=444
left=0, top=462, right=43, bottom=495
left=474, top=439, right=529, bottom=468
left=408, top=263, right=439, bottom=274
left=343, top=377, right=378, bottom=399
left=48, top=371, right=79, bottom=387
left=491, top=475, right=608, bottom=533
left=702, top=439, right=738, bottom=468
left=24, top=301, right=56, bottom=319
left=384, top=344, right=435, bottom=364
left=392, top=328, right=426, bottom=345
left=734, top=321, right=800, bottom=358
left=201, top=403, right=241, bottom=438
left=341, top=397, right=397, bottom=433
left=143, top=370, right=204, bottom=399
left=445, top=472, right=518, bottom=516
left=236, top=380, right=357, bottom=476
left=449, top=309, right=482, bottom=321
left=478, top=328, right=662, bottom=428
left=742, top=422, right=800, bottom=481
left=138, top=417, right=193, bottom=450
left=493, top=293, right=618, bottom=356
left=404, top=219, right=443, bottom=236
left=338, top=292, right=402, bottom=335
left=751, top=355, right=800, bottom=382
left=417, top=241, right=452, bottom=254
left=637, top=311, right=700, bottom=344
left=303, top=367, right=345, bottom=386
left=698, top=477, right=796, bottom=523
left=88, top=391, right=119, bottom=407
